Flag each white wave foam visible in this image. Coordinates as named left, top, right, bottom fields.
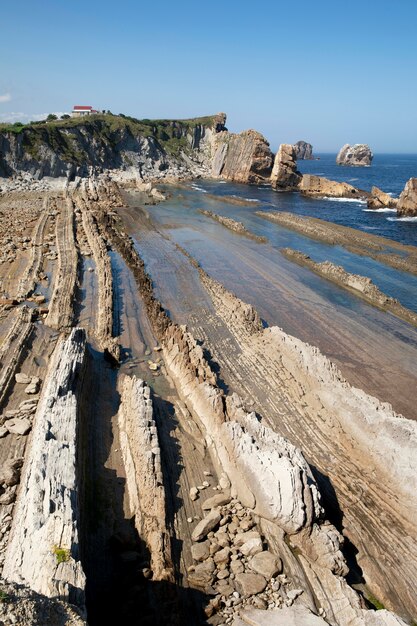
left=322, top=196, right=367, bottom=204
left=363, top=208, right=397, bottom=213
left=387, top=216, right=417, bottom=222
left=191, top=185, right=208, bottom=193
left=348, top=178, right=359, bottom=182
left=232, top=195, right=260, bottom=203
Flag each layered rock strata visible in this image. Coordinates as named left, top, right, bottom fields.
left=0, top=114, right=227, bottom=181
left=270, top=144, right=302, bottom=190
left=397, top=177, right=417, bottom=217
left=293, top=141, right=313, bottom=160
left=336, top=144, right=373, bottom=166
left=198, top=210, right=267, bottom=242
left=211, top=130, right=274, bottom=184
left=0, top=306, right=34, bottom=409
left=281, top=248, right=417, bottom=327
left=117, top=374, right=173, bottom=582
left=298, top=174, right=366, bottom=198
left=3, top=329, right=87, bottom=612
left=162, top=320, right=409, bottom=626
left=196, top=270, right=416, bottom=622
left=72, top=181, right=120, bottom=361
left=256, top=210, right=417, bottom=275
left=367, top=186, right=397, bottom=211
left=45, top=196, right=78, bottom=330
left=16, top=196, right=50, bottom=299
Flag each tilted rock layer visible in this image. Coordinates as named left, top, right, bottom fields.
left=211, top=130, right=274, bottom=184
left=3, top=329, right=87, bottom=612
left=397, top=177, right=417, bottom=216
left=270, top=144, right=302, bottom=190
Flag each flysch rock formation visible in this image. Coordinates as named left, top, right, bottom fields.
left=270, top=144, right=302, bottom=190
left=211, top=130, right=274, bottom=184
left=2, top=328, right=87, bottom=614
left=162, top=321, right=409, bottom=626
left=280, top=248, right=417, bottom=327
left=0, top=113, right=228, bottom=182
left=397, top=177, right=417, bottom=216
left=336, top=144, right=373, bottom=166
left=367, top=186, right=397, bottom=210
left=45, top=196, right=78, bottom=330
left=71, top=178, right=120, bottom=361
left=16, top=196, right=50, bottom=300
left=117, top=374, right=173, bottom=582
left=0, top=306, right=34, bottom=409
left=198, top=209, right=267, bottom=242
left=195, top=270, right=416, bottom=623
left=256, top=210, right=417, bottom=276
left=298, top=174, right=367, bottom=198
left=293, top=141, right=314, bottom=160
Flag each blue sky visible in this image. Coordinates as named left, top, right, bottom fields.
left=1, top=0, right=416, bottom=152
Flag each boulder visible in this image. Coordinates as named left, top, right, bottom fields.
left=192, top=509, right=222, bottom=542
left=336, top=144, right=373, bottom=166
left=15, top=373, right=31, bottom=384
left=397, top=178, right=417, bottom=217
left=188, top=560, right=215, bottom=588
left=293, top=141, right=313, bottom=160
left=270, top=144, right=302, bottom=190
left=6, top=418, right=32, bottom=435
left=240, top=537, right=263, bottom=557
left=234, top=572, right=267, bottom=597
left=191, top=541, right=210, bottom=562
left=367, top=186, right=397, bottom=210
left=202, top=493, right=231, bottom=510
left=0, top=458, right=23, bottom=486
left=248, top=550, right=282, bottom=578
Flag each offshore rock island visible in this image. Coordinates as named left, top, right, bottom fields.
left=0, top=112, right=416, bottom=626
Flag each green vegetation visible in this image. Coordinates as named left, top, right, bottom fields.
left=0, top=589, right=10, bottom=603
left=52, top=545, right=71, bottom=564
left=365, top=592, right=385, bottom=611
left=0, top=112, right=219, bottom=162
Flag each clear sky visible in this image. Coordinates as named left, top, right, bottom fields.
left=1, top=0, right=416, bottom=152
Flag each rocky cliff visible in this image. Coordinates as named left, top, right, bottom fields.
left=0, top=113, right=227, bottom=181
left=211, top=130, right=274, bottom=184
left=336, top=144, right=373, bottom=166
left=293, top=141, right=313, bottom=160
left=397, top=177, right=417, bottom=216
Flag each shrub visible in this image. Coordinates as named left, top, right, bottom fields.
left=52, top=545, right=71, bottom=564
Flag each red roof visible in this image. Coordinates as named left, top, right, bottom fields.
left=73, top=105, right=92, bottom=110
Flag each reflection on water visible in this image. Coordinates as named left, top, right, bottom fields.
left=143, top=177, right=417, bottom=315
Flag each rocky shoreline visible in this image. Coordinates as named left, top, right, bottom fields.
left=256, top=210, right=417, bottom=275
left=281, top=248, right=417, bottom=327
left=0, top=171, right=414, bottom=625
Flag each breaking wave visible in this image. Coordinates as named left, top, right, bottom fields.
left=322, top=197, right=367, bottom=204
left=363, top=208, right=397, bottom=213
left=387, top=216, right=417, bottom=222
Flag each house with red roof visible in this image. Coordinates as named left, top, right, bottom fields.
left=71, top=105, right=99, bottom=118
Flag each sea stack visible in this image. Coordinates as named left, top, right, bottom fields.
left=397, top=178, right=417, bottom=216
left=336, top=144, right=373, bottom=166
left=293, top=141, right=314, bottom=160
left=270, top=144, right=302, bottom=190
